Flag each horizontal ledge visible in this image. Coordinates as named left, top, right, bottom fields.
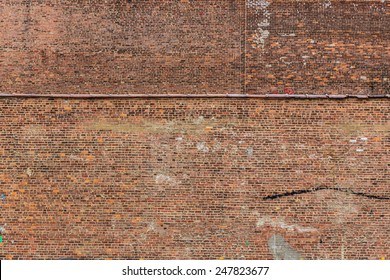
left=0, top=93, right=389, bottom=99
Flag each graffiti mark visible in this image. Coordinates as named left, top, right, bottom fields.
left=283, top=88, right=295, bottom=95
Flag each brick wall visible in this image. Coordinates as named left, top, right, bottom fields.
left=0, top=0, right=389, bottom=260
left=0, top=0, right=243, bottom=95
left=0, top=99, right=389, bottom=259
left=1, top=0, right=388, bottom=96
left=246, top=0, right=389, bottom=95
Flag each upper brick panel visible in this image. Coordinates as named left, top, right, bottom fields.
left=0, top=0, right=243, bottom=95
left=0, top=1, right=389, bottom=96
left=246, top=0, right=389, bottom=96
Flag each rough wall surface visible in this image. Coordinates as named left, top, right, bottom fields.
left=246, top=0, right=389, bottom=95
left=0, top=99, right=389, bottom=259
left=0, top=0, right=244, bottom=95
left=0, top=0, right=388, bottom=96
left=0, top=0, right=389, bottom=260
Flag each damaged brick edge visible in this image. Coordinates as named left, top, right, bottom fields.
left=263, top=185, right=390, bottom=201
left=0, top=93, right=389, bottom=99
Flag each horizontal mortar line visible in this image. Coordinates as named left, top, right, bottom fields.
left=0, top=93, right=389, bottom=99
left=263, top=185, right=390, bottom=201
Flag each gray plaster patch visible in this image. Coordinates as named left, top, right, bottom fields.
left=268, top=234, right=301, bottom=260
left=257, top=216, right=317, bottom=233
left=196, top=142, right=209, bottom=153
left=26, top=168, right=33, bottom=177
left=146, top=222, right=166, bottom=235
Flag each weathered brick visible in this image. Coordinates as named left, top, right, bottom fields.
left=0, top=98, right=389, bottom=259
left=0, top=0, right=389, bottom=260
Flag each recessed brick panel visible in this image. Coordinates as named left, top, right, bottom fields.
left=246, top=0, right=389, bottom=95
left=0, top=0, right=243, bottom=95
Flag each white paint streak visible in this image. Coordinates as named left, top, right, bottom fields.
left=155, top=174, right=176, bottom=185
left=248, top=0, right=271, bottom=50
left=324, top=0, right=332, bottom=9
left=247, top=0, right=270, bottom=11
left=257, top=216, right=317, bottom=233
left=146, top=222, right=166, bottom=234
left=212, top=142, right=222, bottom=152
left=196, top=142, right=209, bottom=153
left=280, top=33, right=296, bottom=37
left=253, top=28, right=269, bottom=48
left=280, top=57, right=292, bottom=65
left=69, top=155, right=86, bottom=161
left=194, top=116, right=204, bottom=125
left=26, top=168, right=33, bottom=177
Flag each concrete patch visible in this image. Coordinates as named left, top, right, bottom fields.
left=268, top=234, right=302, bottom=260
left=257, top=216, right=317, bottom=233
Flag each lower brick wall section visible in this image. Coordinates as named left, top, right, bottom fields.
left=0, top=98, right=389, bottom=259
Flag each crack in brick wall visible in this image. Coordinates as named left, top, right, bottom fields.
left=0, top=98, right=389, bottom=259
